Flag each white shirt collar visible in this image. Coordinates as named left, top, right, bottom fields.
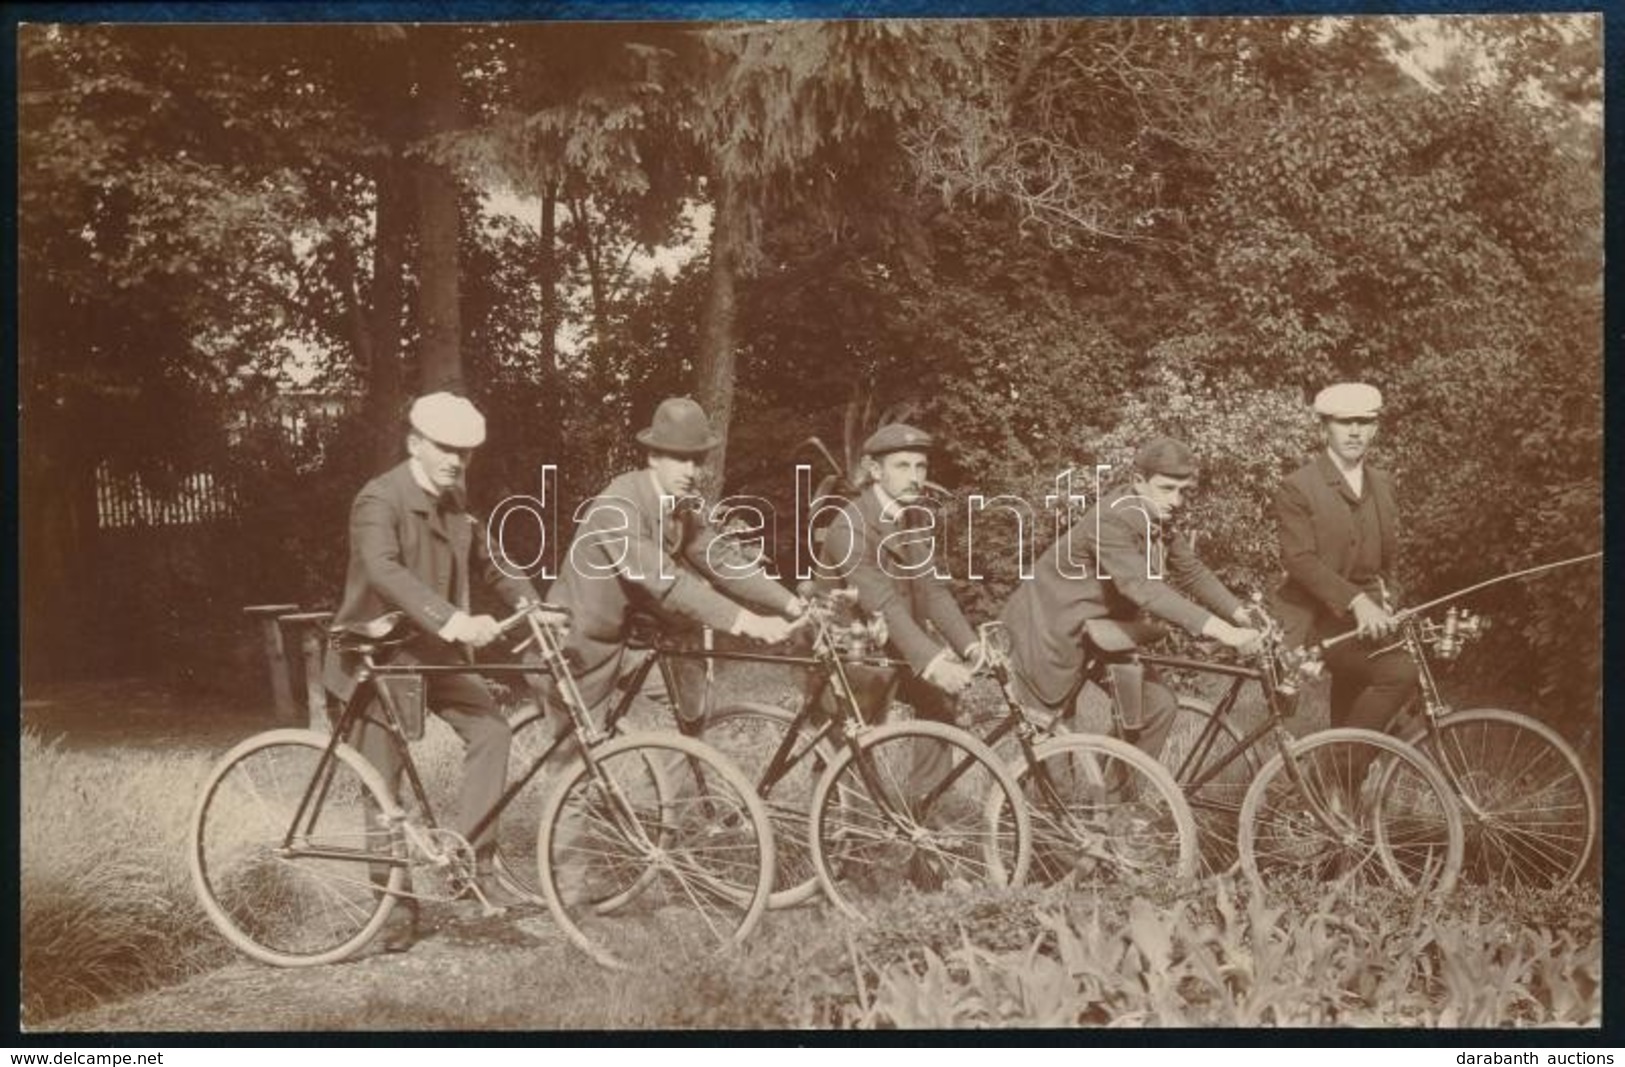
left=408, top=458, right=439, bottom=498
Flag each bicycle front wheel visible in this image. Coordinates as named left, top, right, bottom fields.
left=809, top=720, right=1031, bottom=921
left=702, top=701, right=835, bottom=909
left=1409, top=708, right=1596, bottom=890
left=536, top=732, right=775, bottom=969
left=1005, top=733, right=1198, bottom=887
left=1239, top=728, right=1463, bottom=899
left=189, top=729, right=404, bottom=967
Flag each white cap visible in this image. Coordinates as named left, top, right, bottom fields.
left=409, top=392, right=486, bottom=449
left=1313, top=382, right=1383, bottom=419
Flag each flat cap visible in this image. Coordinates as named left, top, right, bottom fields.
left=409, top=392, right=486, bottom=449
left=861, top=423, right=934, bottom=457
left=1313, top=382, right=1383, bottom=419
left=1133, top=436, right=1198, bottom=479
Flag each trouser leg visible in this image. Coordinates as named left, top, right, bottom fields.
left=897, top=673, right=959, bottom=804
left=1321, top=640, right=1420, bottom=734
left=348, top=694, right=404, bottom=882
left=427, top=671, right=510, bottom=856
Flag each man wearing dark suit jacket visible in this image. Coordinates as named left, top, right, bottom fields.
left=324, top=392, right=542, bottom=948
left=1273, top=383, right=1417, bottom=734
left=546, top=397, right=802, bottom=727
left=816, top=423, right=982, bottom=795
left=1000, top=437, right=1262, bottom=759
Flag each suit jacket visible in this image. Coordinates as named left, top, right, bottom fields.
left=818, top=486, right=978, bottom=674
left=1273, top=452, right=1399, bottom=647
left=546, top=469, right=795, bottom=711
left=323, top=461, right=540, bottom=701
left=1000, top=484, right=1241, bottom=709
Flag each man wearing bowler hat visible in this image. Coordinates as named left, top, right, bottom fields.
left=1273, top=383, right=1418, bottom=735
left=1000, top=436, right=1264, bottom=761
left=325, top=391, right=543, bottom=950
left=546, top=396, right=803, bottom=726
left=814, top=422, right=984, bottom=800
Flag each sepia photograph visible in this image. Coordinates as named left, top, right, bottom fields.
left=15, top=8, right=1604, bottom=1037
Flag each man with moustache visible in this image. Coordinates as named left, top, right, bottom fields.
left=325, top=391, right=543, bottom=950
left=546, top=396, right=803, bottom=728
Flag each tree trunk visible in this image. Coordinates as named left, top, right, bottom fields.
left=568, top=195, right=612, bottom=353
left=695, top=172, right=741, bottom=492
left=366, top=147, right=411, bottom=465
left=410, top=26, right=464, bottom=394
left=534, top=180, right=563, bottom=465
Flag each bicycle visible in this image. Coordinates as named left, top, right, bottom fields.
left=1076, top=606, right=1465, bottom=899
left=965, top=620, right=1199, bottom=888
left=1343, top=606, right=1596, bottom=890
left=189, top=604, right=775, bottom=970
left=635, top=591, right=1033, bottom=919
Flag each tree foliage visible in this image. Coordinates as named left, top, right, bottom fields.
left=18, top=16, right=1601, bottom=727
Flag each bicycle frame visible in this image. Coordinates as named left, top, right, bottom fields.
left=649, top=608, right=980, bottom=829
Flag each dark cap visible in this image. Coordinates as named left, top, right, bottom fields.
left=1133, top=436, right=1198, bottom=479
left=861, top=423, right=934, bottom=458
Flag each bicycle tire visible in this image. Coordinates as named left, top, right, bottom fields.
left=536, top=732, right=775, bottom=969
left=189, top=729, right=405, bottom=967
left=1407, top=708, right=1596, bottom=890
left=1164, top=695, right=1260, bottom=876
left=808, top=720, right=1032, bottom=921
left=701, top=701, right=836, bottom=909
left=1002, top=732, right=1198, bottom=887
left=1238, top=728, right=1463, bottom=899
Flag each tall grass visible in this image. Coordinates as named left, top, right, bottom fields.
left=20, top=730, right=228, bottom=1025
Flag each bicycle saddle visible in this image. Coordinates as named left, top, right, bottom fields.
left=1084, top=618, right=1167, bottom=654
left=328, top=611, right=415, bottom=654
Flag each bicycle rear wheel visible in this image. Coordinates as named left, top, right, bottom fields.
left=1409, top=708, right=1596, bottom=890
left=189, top=729, right=404, bottom=967
left=701, top=701, right=834, bottom=909
left=808, top=720, right=1031, bottom=921
left=536, top=733, right=775, bottom=969
left=1003, top=733, right=1198, bottom=887
left=1238, top=728, right=1462, bottom=899
left=1164, top=695, right=1259, bottom=876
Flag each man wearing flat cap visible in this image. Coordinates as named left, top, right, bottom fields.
left=1000, top=436, right=1263, bottom=760
left=814, top=422, right=983, bottom=797
left=326, top=391, right=543, bottom=947
left=546, top=397, right=803, bottom=727
left=1274, top=383, right=1417, bottom=734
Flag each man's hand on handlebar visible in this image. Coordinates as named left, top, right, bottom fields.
left=1203, top=615, right=1263, bottom=658
left=443, top=612, right=504, bottom=649
left=921, top=649, right=974, bottom=696
left=1349, top=593, right=1399, bottom=641
left=734, top=609, right=798, bottom=644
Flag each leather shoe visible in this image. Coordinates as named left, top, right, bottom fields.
left=380, top=900, right=419, bottom=953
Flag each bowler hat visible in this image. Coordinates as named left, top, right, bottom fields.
left=409, top=392, right=486, bottom=449
left=1133, top=436, right=1198, bottom=479
left=636, top=397, right=720, bottom=454
left=1313, top=382, right=1383, bottom=419
left=861, top=423, right=934, bottom=458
